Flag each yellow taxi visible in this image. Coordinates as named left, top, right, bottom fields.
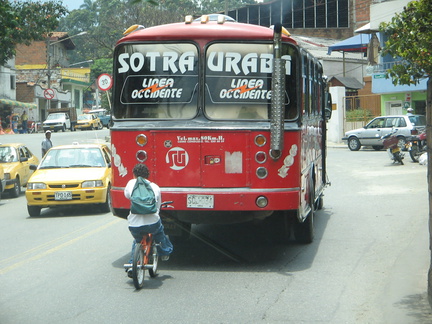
left=25, top=143, right=112, bottom=217
left=75, top=114, right=102, bottom=130
left=0, top=165, right=5, bottom=200
left=0, top=143, right=39, bottom=198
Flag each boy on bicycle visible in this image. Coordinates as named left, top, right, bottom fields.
left=124, top=163, right=173, bottom=277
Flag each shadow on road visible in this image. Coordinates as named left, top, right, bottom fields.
left=112, top=207, right=332, bottom=274
left=26, top=205, right=107, bottom=218
left=394, top=292, right=432, bottom=323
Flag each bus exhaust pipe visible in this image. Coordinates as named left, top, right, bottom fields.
left=270, top=23, right=286, bottom=160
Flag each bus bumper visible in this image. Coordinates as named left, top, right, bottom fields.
left=111, top=187, right=300, bottom=223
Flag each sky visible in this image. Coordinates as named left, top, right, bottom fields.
left=60, top=0, right=84, bottom=11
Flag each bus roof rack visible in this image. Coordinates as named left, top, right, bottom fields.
left=188, top=14, right=236, bottom=24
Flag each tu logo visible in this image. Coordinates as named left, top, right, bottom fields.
left=166, top=147, right=189, bottom=170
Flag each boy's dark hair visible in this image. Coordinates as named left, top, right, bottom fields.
left=133, top=163, right=150, bottom=179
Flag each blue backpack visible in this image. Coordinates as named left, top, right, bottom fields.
left=130, top=177, right=157, bottom=215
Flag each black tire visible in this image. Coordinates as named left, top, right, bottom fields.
left=372, top=146, right=383, bottom=151
left=62, top=124, right=66, bottom=132
left=28, top=205, right=41, bottom=217
left=394, top=152, right=404, bottom=165
left=9, top=178, right=21, bottom=198
left=409, top=145, right=420, bottom=163
left=132, top=244, right=145, bottom=289
left=148, top=244, right=159, bottom=278
left=316, top=195, right=324, bottom=210
left=99, top=185, right=111, bottom=213
left=112, top=208, right=129, bottom=219
left=294, top=180, right=315, bottom=244
left=348, top=137, right=361, bottom=151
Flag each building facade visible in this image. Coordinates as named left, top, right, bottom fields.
left=15, top=32, right=91, bottom=123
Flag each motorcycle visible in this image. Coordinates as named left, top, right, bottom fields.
left=407, top=129, right=427, bottom=163
left=381, top=128, right=404, bottom=165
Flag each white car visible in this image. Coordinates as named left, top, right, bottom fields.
left=342, top=114, right=426, bottom=151
left=43, top=113, right=71, bottom=132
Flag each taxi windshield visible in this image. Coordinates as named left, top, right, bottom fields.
left=40, top=148, right=106, bottom=168
left=0, top=146, right=18, bottom=163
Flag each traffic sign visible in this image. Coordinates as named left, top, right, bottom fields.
left=97, top=73, right=113, bottom=91
left=44, top=88, right=55, bottom=100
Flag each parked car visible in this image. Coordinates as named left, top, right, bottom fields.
left=25, top=143, right=112, bottom=216
left=0, top=165, right=5, bottom=201
left=75, top=114, right=102, bottom=130
left=342, top=114, right=426, bottom=151
left=0, top=143, right=39, bottom=197
left=43, top=112, right=73, bottom=132
left=87, top=109, right=111, bottom=128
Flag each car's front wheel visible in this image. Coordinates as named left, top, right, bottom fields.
left=372, top=145, right=383, bottom=151
left=9, top=178, right=21, bottom=198
left=28, top=205, right=41, bottom=217
left=348, top=137, right=361, bottom=151
left=99, top=185, right=111, bottom=213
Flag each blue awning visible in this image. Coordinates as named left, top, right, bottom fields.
left=327, top=34, right=378, bottom=55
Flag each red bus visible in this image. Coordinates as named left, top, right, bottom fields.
left=110, top=15, right=332, bottom=243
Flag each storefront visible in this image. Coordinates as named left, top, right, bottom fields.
left=0, top=99, right=37, bottom=134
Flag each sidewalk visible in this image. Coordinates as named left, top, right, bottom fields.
left=327, top=141, right=346, bottom=148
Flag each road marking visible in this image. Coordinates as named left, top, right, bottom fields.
left=0, top=218, right=120, bottom=275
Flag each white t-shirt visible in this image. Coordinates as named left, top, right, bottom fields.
left=124, top=178, right=161, bottom=227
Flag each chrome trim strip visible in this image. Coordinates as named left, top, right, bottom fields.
left=161, top=187, right=299, bottom=193
left=112, top=186, right=299, bottom=193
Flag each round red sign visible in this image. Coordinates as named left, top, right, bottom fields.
left=44, top=88, right=55, bottom=100
left=97, top=73, right=113, bottom=91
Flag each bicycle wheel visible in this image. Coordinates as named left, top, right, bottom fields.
left=148, top=244, right=159, bottom=278
left=132, top=243, right=145, bottom=289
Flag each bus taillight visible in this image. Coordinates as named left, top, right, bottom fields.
left=136, top=134, right=148, bottom=146
left=256, top=196, right=268, bottom=208
left=256, top=167, right=268, bottom=179
left=254, top=134, right=267, bottom=147
left=255, top=151, right=267, bottom=164
left=136, top=150, right=148, bottom=162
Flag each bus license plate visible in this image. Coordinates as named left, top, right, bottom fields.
left=187, top=194, right=214, bottom=208
left=55, top=191, right=72, bottom=201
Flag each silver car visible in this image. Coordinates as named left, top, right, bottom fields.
left=342, top=114, right=426, bottom=151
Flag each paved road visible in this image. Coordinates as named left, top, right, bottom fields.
left=0, top=134, right=431, bottom=323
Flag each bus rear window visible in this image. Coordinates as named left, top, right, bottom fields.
left=205, top=43, right=298, bottom=120
left=113, top=43, right=199, bottom=119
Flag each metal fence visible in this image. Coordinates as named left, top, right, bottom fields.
left=343, top=95, right=381, bottom=133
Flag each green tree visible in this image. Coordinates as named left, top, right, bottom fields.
left=380, top=0, right=432, bottom=308
left=0, top=0, right=68, bottom=66
left=199, top=0, right=256, bottom=14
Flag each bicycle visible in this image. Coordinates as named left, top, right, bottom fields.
left=124, top=201, right=173, bottom=289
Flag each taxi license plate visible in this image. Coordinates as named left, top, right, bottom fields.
left=187, top=194, right=214, bottom=208
left=55, top=191, right=72, bottom=201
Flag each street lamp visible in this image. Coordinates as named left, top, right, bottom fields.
left=69, top=60, right=93, bottom=67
